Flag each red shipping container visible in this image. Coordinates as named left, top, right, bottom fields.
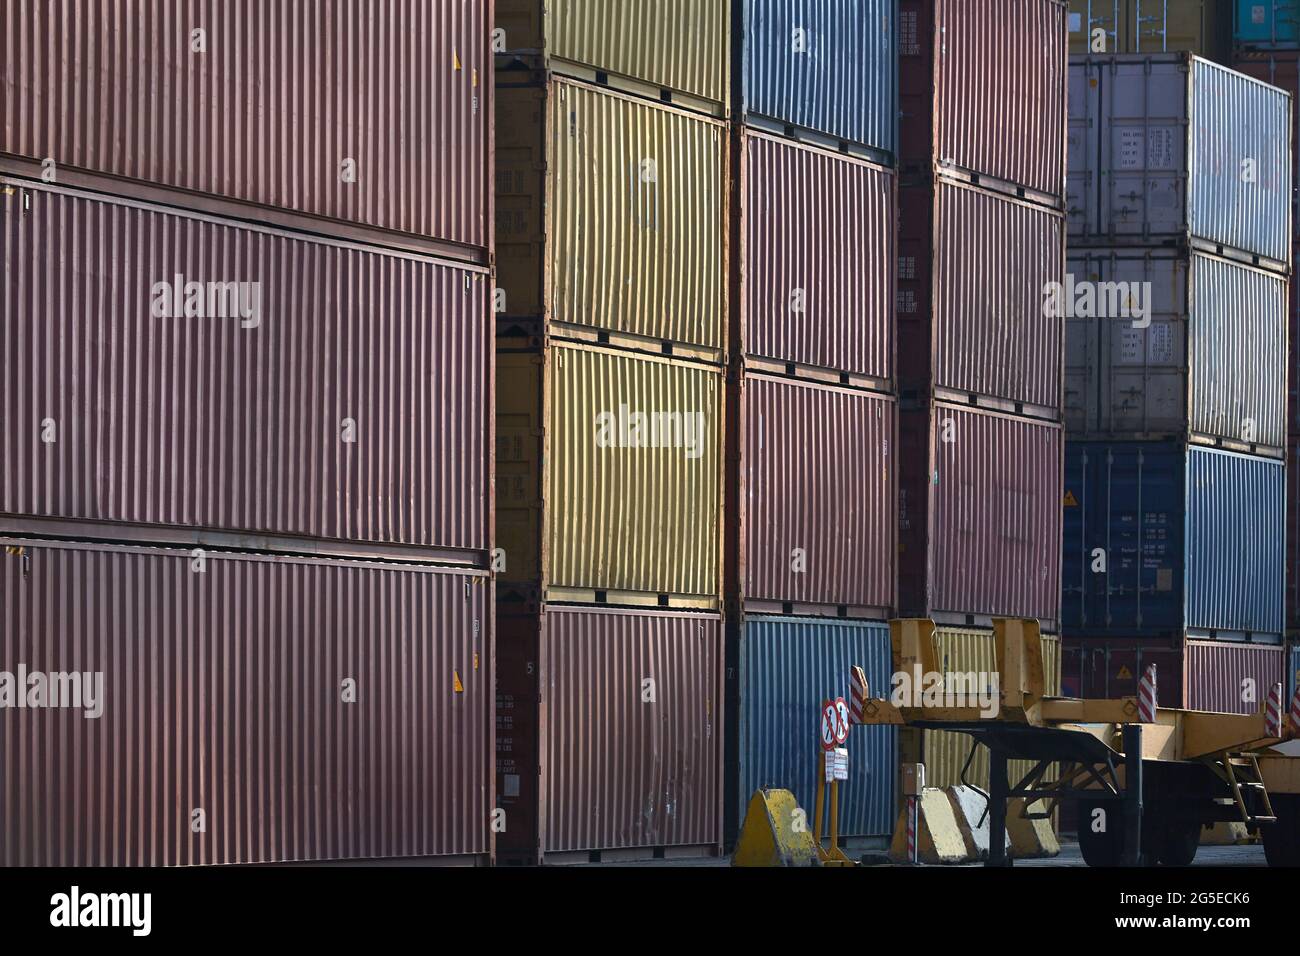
left=729, top=373, right=896, bottom=616
left=734, top=128, right=896, bottom=386
left=900, top=0, right=1069, bottom=205
left=0, top=538, right=493, bottom=866
left=1, top=0, right=492, bottom=260
left=1, top=180, right=490, bottom=563
left=899, top=176, right=1065, bottom=418
left=1063, top=636, right=1285, bottom=716
left=495, top=604, right=722, bottom=863
left=899, top=403, right=1063, bottom=629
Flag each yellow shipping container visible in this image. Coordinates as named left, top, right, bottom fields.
left=495, top=0, right=730, bottom=116
left=496, top=74, right=728, bottom=360
left=497, top=341, right=723, bottom=605
left=1067, top=0, right=1229, bottom=58
left=921, top=628, right=1062, bottom=792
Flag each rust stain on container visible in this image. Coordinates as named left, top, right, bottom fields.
left=899, top=176, right=1065, bottom=417
left=541, top=606, right=723, bottom=856
left=736, top=129, right=896, bottom=384
left=1, top=0, right=492, bottom=259
left=736, top=374, right=896, bottom=614
left=899, top=404, right=1064, bottom=628
left=0, top=539, right=492, bottom=866
left=1, top=181, right=490, bottom=561
left=901, top=0, right=1069, bottom=202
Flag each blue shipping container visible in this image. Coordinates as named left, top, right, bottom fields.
left=1290, top=644, right=1299, bottom=708
left=737, top=616, right=897, bottom=841
left=738, top=0, right=897, bottom=161
left=1063, top=441, right=1284, bottom=639
left=1235, top=1, right=1300, bottom=46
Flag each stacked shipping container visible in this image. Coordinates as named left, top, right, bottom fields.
left=493, top=0, right=728, bottom=863
left=1067, top=0, right=1230, bottom=59
left=895, top=0, right=1069, bottom=792
left=1232, top=5, right=1300, bottom=676
left=1063, top=50, right=1292, bottom=715
left=1, top=1, right=495, bottom=865
left=725, top=0, right=900, bottom=850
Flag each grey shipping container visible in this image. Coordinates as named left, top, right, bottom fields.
left=0, top=539, right=493, bottom=866
left=1063, top=441, right=1285, bottom=640
left=496, top=604, right=723, bottom=863
left=1, top=0, right=493, bottom=261
left=901, top=0, right=1069, bottom=206
left=1064, top=247, right=1288, bottom=454
left=729, top=374, right=896, bottom=616
left=736, top=0, right=898, bottom=163
left=728, top=616, right=898, bottom=847
left=1069, top=53, right=1293, bottom=268
left=0, top=179, right=491, bottom=564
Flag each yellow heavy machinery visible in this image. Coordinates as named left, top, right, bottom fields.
left=857, top=619, right=1300, bottom=867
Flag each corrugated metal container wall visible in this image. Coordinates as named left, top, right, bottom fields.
left=739, top=131, right=896, bottom=381
left=1062, top=636, right=1188, bottom=707
left=0, top=540, right=492, bottom=866
left=1063, top=249, right=1288, bottom=451
left=1234, top=0, right=1300, bottom=47
left=1290, top=644, right=1300, bottom=708
left=737, top=617, right=897, bottom=839
left=543, top=607, right=722, bottom=854
left=923, top=629, right=1061, bottom=790
left=1070, top=55, right=1292, bottom=264
left=738, top=0, right=897, bottom=161
left=1, top=0, right=492, bottom=259
left=1063, top=637, right=1283, bottom=716
left=1289, top=441, right=1300, bottom=630
left=1229, top=54, right=1300, bottom=214
left=547, top=343, right=723, bottom=600
left=495, top=0, right=730, bottom=114
left=1, top=181, right=490, bottom=560
left=1067, top=0, right=1230, bottom=58
left=1062, top=442, right=1285, bottom=638
left=898, top=179, right=1064, bottom=413
left=901, top=0, right=1068, bottom=199
left=742, top=376, right=895, bottom=612
left=495, top=77, right=728, bottom=354
left=899, top=405, right=1064, bottom=626
left=1185, top=640, right=1284, bottom=714
left=1185, top=447, right=1286, bottom=635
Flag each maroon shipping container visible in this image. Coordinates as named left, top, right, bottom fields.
left=1063, top=636, right=1284, bottom=716
left=495, top=604, right=723, bottom=863
left=899, top=402, right=1063, bottom=629
left=734, top=128, right=896, bottom=386
left=1, top=0, right=492, bottom=261
left=899, top=176, right=1065, bottom=418
left=0, top=538, right=493, bottom=866
left=1, top=180, right=490, bottom=563
left=729, top=373, right=896, bottom=616
left=900, top=0, right=1069, bottom=205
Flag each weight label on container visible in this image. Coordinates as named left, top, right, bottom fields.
left=1147, top=128, right=1175, bottom=169
left=1147, top=323, right=1174, bottom=364
left=1118, top=328, right=1144, bottom=364
left=1118, top=129, right=1145, bottom=169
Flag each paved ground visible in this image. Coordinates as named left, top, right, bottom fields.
left=562, top=840, right=1270, bottom=867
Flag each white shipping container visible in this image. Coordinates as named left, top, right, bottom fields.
left=1064, top=247, right=1288, bottom=453
left=1068, top=53, right=1293, bottom=266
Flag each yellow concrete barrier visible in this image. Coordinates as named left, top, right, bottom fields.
left=732, top=789, right=820, bottom=867
left=888, top=789, right=970, bottom=864
left=1006, top=799, right=1060, bottom=859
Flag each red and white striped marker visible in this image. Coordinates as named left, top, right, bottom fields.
left=849, top=665, right=868, bottom=724
left=1291, top=685, right=1300, bottom=738
left=1138, top=664, right=1158, bottom=723
left=907, top=795, right=918, bottom=864
left=1266, top=683, right=1284, bottom=739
